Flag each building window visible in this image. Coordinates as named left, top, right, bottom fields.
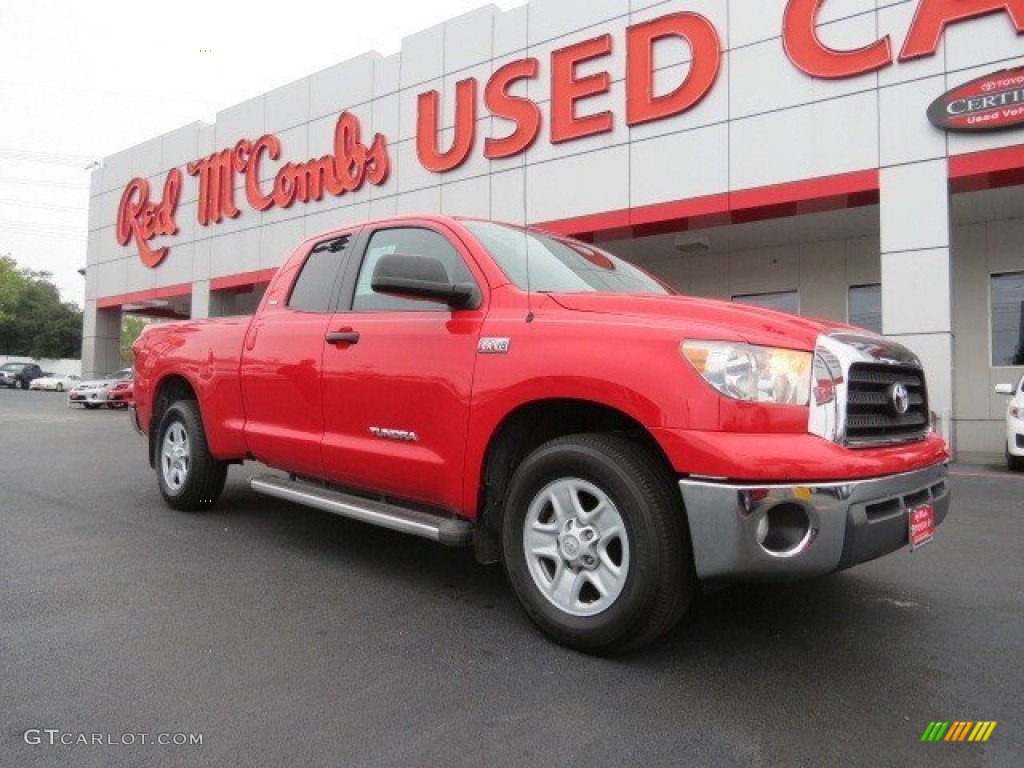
left=991, top=272, right=1024, bottom=367
left=848, top=284, right=882, bottom=335
left=732, top=291, right=799, bottom=314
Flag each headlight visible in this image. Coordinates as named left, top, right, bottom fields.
left=681, top=341, right=812, bottom=405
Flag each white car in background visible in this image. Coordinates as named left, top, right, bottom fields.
left=995, top=375, right=1024, bottom=471
left=30, top=373, right=81, bottom=392
left=67, top=368, right=132, bottom=410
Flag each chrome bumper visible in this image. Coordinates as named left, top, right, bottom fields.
left=678, top=462, right=950, bottom=582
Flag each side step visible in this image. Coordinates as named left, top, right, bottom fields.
left=249, top=475, right=472, bottom=547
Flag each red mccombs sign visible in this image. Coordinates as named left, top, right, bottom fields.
left=117, top=0, right=1024, bottom=267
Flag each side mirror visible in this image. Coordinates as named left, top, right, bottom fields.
left=371, top=253, right=478, bottom=309
left=995, top=383, right=1014, bottom=396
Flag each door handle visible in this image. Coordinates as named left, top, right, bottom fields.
left=325, top=330, right=360, bottom=345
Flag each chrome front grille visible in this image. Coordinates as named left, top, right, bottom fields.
left=845, top=364, right=929, bottom=446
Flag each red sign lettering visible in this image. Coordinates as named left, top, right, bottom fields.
left=900, top=0, right=1024, bottom=60
left=485, top=58, right=542, bottom=160
left=626, top=13, right=722, bottom=125
left=784, top=0, right=1024, bottom=77
left=783, top=0, right=892, bottom=79
left=417, top=79, right=478, bottom=173
left=551, top=34, right=614, bottom=143
left=187, top=111, right=390, bottom=229
left=115, top=170, right=182, bottom=268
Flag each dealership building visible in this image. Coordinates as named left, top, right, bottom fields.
left=84, top=0, right=1024, bottom=460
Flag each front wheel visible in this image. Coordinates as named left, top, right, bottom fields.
left=502, top=434, right=694, bottom=655
left=83, top=402, right=101, bottom=410
left=1008, top=447, right=1024, bottom=472
left=156, top=400, right=227, bottom=511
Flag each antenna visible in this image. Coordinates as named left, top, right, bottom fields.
left=522, top=162, right=534, bottom=323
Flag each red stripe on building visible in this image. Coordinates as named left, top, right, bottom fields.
left=96, top=283, right=193, bottom=309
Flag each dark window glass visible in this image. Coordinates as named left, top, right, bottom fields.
left=353, top=227, right=473, bottom=312
left=849, top=284, right=882, bottom=334
left=462, top=220, right=670, bottom=295
left=991, top=272, right=1024, bottom=366
left=287, top=236, right=350, bottom=313
left=732, top=291, right=799, bottom=315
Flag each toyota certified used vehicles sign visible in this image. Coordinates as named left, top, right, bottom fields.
left=927, top=66, right=1024, bottom=133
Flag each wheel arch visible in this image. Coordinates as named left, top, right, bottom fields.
left=148, top=373, right=199, bottom=468
left=473, top=398, right=678, bottom=563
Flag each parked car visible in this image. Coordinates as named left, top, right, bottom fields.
left=68, top=368, right=133, bottom=409
left=995, top=375, right=1024, bottom=471
left=131, top=215, right=950, bottom=654
left=106, top=378, right=134, bottom=409
left=0, top=362, right=44, bottom=389
left=30, top=373, right=82, bottom=392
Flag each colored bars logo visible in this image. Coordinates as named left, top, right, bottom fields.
left=921, top=721, right=997, bottom=742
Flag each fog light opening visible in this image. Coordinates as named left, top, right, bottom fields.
left=758, top=503, right=812, bottom=557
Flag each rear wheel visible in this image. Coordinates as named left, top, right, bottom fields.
left=502, top=433, right=694, bottom=655
left=156, top=400, right=227, bottom=511
left=83, top=402, right=101, bottom=410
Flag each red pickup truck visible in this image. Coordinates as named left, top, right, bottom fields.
left=131, top=215, right=950, bottom=653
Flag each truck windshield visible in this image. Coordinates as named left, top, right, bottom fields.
left=462, top=220, right=671, bottom=295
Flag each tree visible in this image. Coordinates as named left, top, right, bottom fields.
left=121, top=315, right=152, bottom=365
left=0, top=255, right=83, bottom=359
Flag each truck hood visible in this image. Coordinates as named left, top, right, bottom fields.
left=547, top=293, right=844, bottom=349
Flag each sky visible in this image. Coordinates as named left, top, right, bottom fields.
left=0, top=0, right=523, bottom=307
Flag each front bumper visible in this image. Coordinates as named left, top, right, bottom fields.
left=678, top=462, right=949, bottom=583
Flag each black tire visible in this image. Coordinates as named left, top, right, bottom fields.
left=1008, top=449, right=1024, bottom=472
left=155, top=400, right=227, bottom=512
left=83, top=402, right=101, bottom=410
left=17, top=378, right=28, bottom=390
left=502, top=433, right=694, bottom=655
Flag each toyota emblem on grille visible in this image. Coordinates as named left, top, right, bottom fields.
left=888, top=383, right=910, bottom=415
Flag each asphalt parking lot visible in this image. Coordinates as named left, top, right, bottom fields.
left=1, top=389, right=1021, bottom=767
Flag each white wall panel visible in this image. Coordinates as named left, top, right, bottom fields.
left=731, top=91, right=879, bottom=189
left=155, top=243, right=195, bottom=288
left=102, top=150, right=132, bottom=194
left=877, top=1, right=947, bottom=87
left=730, top=16, right=879, bottom=120
left=131, top=138, right=163, bottom=180
left=879, top=76, right=947, bottom=166
left=260, top=218, right=306, bottom=269
left=526, top=80, right=629, bottom=165
left=374, top=54, right=402, bottom=99
left=527, top=17, right=628, bottom=104
left=395, top=186, right=443, bottom=215
left=445, top=5, right=497, bottom=73
left=631, top=0, right=730, bottom=54
left=526, top=144, right=629, bottom=222
left=880, top=160, right=949, bottom=253
left=209, top=228, right=262, bottom=279
left=161, top=124, right=201, bottom=170
left=215, top=95, right=265, bottom=146
left=491, top=166, right=527, bottom=224
left=629, top=52, right=730, bottom=142
left=441, top=175, right=492, bottom=218
left=309, top=52, right=376, bottom=121
left=493, top=4, right=528, bottom=58
left=401, top=24, right=445, bottom=89
left=528, top=0, right=629, bottom=44
left=399, top=78, right=442, bottom=142
left=630, top=122, right=728, bottom=207
left=945, top=11, right=1024, bottom=73
left=265, top=78, right=310, bottom=133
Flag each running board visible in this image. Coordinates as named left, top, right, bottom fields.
left=249, top=475, right=472, bottom=547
